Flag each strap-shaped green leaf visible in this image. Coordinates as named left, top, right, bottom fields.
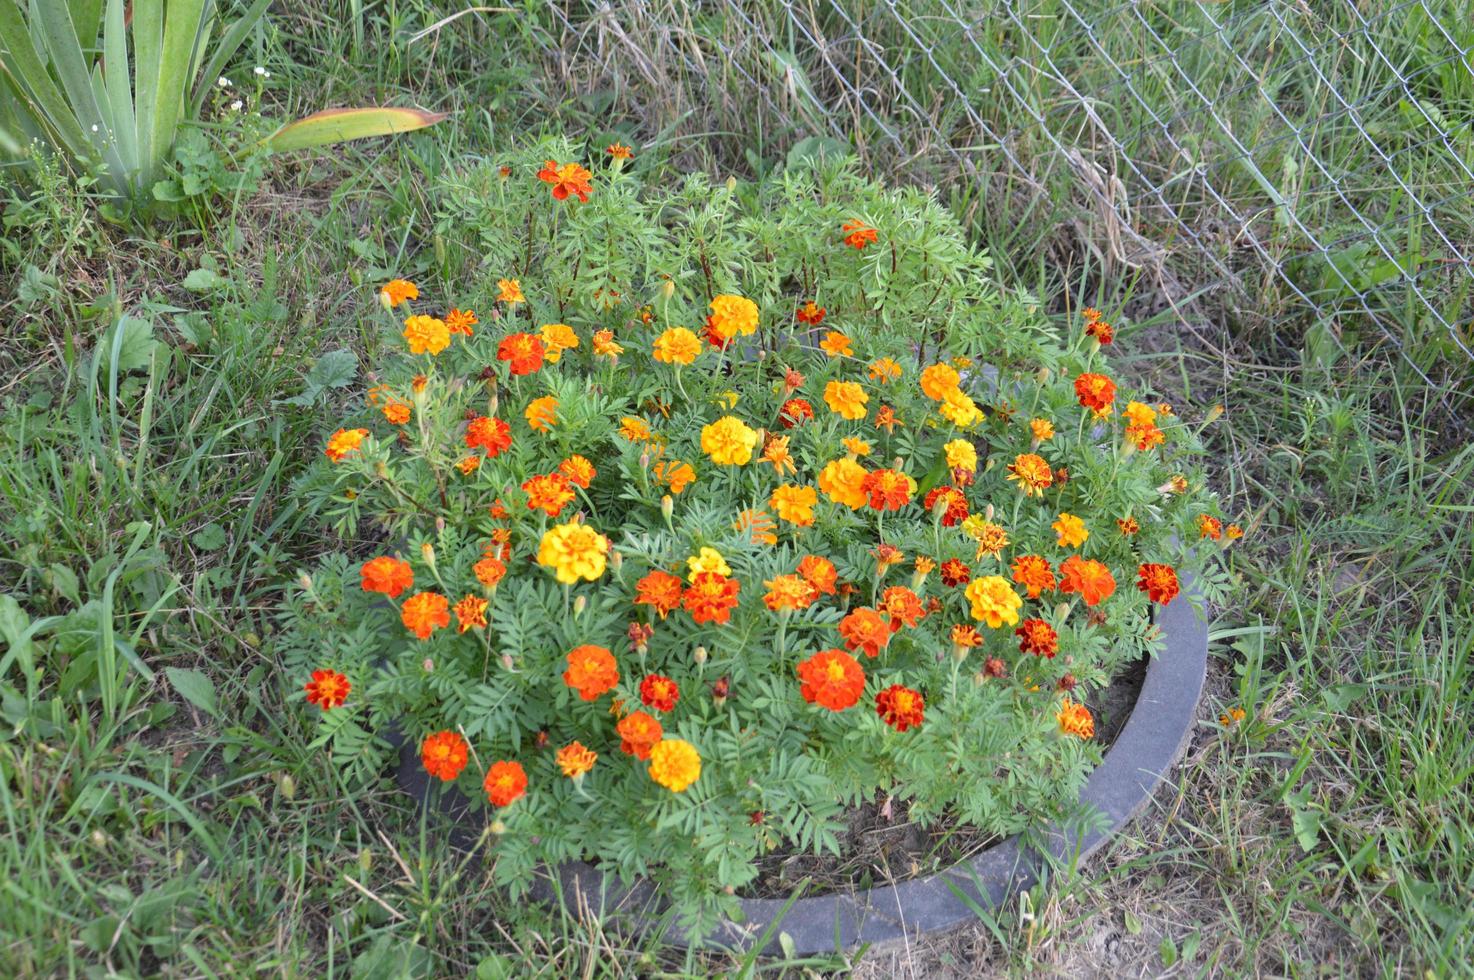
left=147, top=0, right=206, bottom=187
left=0, top=1, right=91, bottom=157
left=265, top=106, right=448, bottom=153
left=131, top=0, right=161, bottom=180
left=100, top=0, right=135, bottom=174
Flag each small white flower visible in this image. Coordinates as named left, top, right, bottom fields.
left=91, top=124, right=100, bottom=132
left=253, top=65, right=270, bottom=78
left=230, top=100, right=244, bottom=111
left=217, top=76, right=231, bottom=87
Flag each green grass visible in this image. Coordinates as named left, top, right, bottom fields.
left=2, top=2, right=1473, bottom=976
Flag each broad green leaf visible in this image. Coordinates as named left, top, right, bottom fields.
left=278, top=348, right=358, bottom=406
left=264, top=106, right=447, bottom=153
left=182, top=267, right=226, bottom=291
left=190, top=523, right=227, bottom=552
left=164, top=666, right=217, bottom=718
left=102, top=315, right=158, bottom=373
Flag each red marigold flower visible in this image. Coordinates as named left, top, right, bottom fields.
left=940, top=558, right=971, bottom=588
left=796, top=301, right=826, bottom=325
left=421, top=730, right=468, bottom=781
left=634, top=569, right=684, bottom=620
left=1085, top=319, right=1113, bottom=344
left=465, top=416, right=512, bottom=457
left=361, top=556, right=413, bottom=598
left=639, top=674, right=680, bottom=712
left=563, top=644, right=618, bottom=701
left=522, top=472, right=575, bottom=517
left=497, top=332, right=545, bottom=376
left=683, top=572, right=741, bottom=625
left=537, top=159, right=594, bottom=202
left=1198, top=514, right=1224, bottom=540
left=878, top=586, right=925, bottom=631
left=616, top=710, right=663, bottom=759
left=1006, top=453, right=1054, bottom=496
left=1010, top=555, right=1057, bottom=599
left=838, top=607, right=891, bottom=658
left=483, top=760, right=528, bottom=807
left=797, top=648, right=867, bottom=710
left=1117, top=516, right=1140, bottom=536
left=797, top=555, right=838, bottom=596
left=627, top=621, right=654, bottom=652
left=1058, top=555, right=1117, bottom=607
left=861, top=468, right=912, bottom=511
left=923, top=486, right=969, bottom=526
left=1137, top=563, right=1180, bottom=605
left=841, top=219, right=879, bottom=250
left=1016, top=618, right=1060, bottom=657
left=1074, top=373, right=1116, bottom=414
left=304, top=669, right=350, bottom=710
left=401, top=592, right=450, bottom=640
left=779, top=397, right=814, bottom=428
left=875, top=683, right=925, bottom=732
left=454, top=594, right=489, bottom=633
left=559, top=454, right=596, bottom=488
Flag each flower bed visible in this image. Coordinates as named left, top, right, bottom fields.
left=280, top=141, right=1234, bottom=934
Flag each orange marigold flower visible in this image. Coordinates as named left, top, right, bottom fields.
left=444, top=307, right=477, bottom=335
left=708, top=294, right=760, bottom=340
left=401, top=591, right=450, bottom=639
left=382, top=400, right=411, bottom=425
left=1220, top=706, right=1247, bottom=727
left=653, top=327, right=702, bottom=365
left=920, top=363, right=961, bottom=401
left=592, top=329, right=624, bottom=356
left=538, top=522, right=609, bottom=584
left=875, top=684, right=925, bottom=732
left=941, top=558, right=971, bottom=587
left=861, top=468, right=912, bottom=511
left=779, top=397, right=815, bottom=428
left=798, top=555, right=838, bottom=596
left=842, top=436, right=871, bottom=457
left=616, top=711, right=663, bottom=759
left=465, top=415, right=512, bottom=458
left=403, top=314, right=450, bottom=356
left=868, top=357, right=902, bottom=383
left=497, top=332, right=545, bottom=376
left=796, top=301, right=825, bottom=324
left=761, top=434, right=797, bottom=476
left=538, top=159, right=594, bottom=202
left=1137, top=563, right=1180, bottom=605
left=1053, top=513, right=1088, bottom=548
left=874, top=404, right=901, bottom=432
left=683, top=572, right=741, bottom=625
left=838, top=607, right=891, bottom=658
left=1086, top=319, right=1113, bottom=344
left=1126, top=420, right=1165, bottom=451
left=733, top=506, right=779, bottom=546
left=1074, top=373, right=1116, bottom=414
left=653, top=459, right=696, bottom=493
left=648, top=738, right=701, bottom=792
left=1010, top=555, right=1056, bottom=598
left=965, top=576, right=1023, bottom=628
left=639, top=674, right=680, bottom=712
left=421, top=730, right=468, bottom=781
left=380, top=279, right=418, bottom=307
left=361, top=556, right=413, bottom=598
left=1198, top=514, right=1224, bottom=540
left=824, top=380, right=868, bottom=420
left=563, top=644, right=618, bottom=701
left=872, top=542, right=905, bottom=570
left=963, top=517, right=1010, bottom=561
left=634, top=570, right=684, bottom=620
left=454, top=594, right=489, bottom=633
left=1226, top=523, right=1244, bottom=540
left=924, top=486, right=969, bottom=526
left=1058, top=555, right=1117, bottom=607
left=879, top=586, right=925, bottom=631
left=559, top=454, right=596, bottom=488
left=484, top=760, right=527, bottom=807
left=841, top=219, right=878, bottom=250
left=1031, top=417, right=1055, bottom=442
left=1007, top=453, right=1054, bottom=496
left=324, top=427, right=369, bottom=462
left=539, top=322, right=579, bottom=361
left=798, top=648, right=867, bottom=710
left=304, top=669, right=351, bottom=710
left=951, top=623, right=982, bottom=649
left=606, top=143, right=633, bottom=160
left=1016, top=618, right=1059, bottom=657
left=1057, top=699, right=1094, bottom=739
left=819, top=331, right=853, bottom=357
left=770, top=483, right=818, bottom=526
left=522, top=472, right=575, bottom=517
left=473, top=555, right=507, bottom=590
left=525, top=395, right=559, bottom=432
left=764, top=574, right=817, bottom=612
left=1117, top=517, right=1140, bottom=536
left=557, top=741, right=597, bottom=778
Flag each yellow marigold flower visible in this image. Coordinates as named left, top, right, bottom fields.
left=402, top=314, right=450, bottom=356
left=715, top=390, right=740, bottom=410
left=761, top=435, right=796, bottom=475
left=1123, top=401, right=1157, bottom=428
left=653, top=327, right=702, bottom=365
left=620, top=417, right=652, bottom=442
left=1031, top=418, right=1055, bottom=442
left=557, top=741, right=598, bottom=778
left=525, top=395, right=559, bottom=432
left=708, top=295, right=759, bottom=340
left=818, top=458, right=868, bottom=509
left=537, top=522, right=609, bottom=584
left=920, top=363, right=961, bottom=400
left=819, top=331, right=853, bottom=357
left=592, top=329, right=624, bottom=356
left=686, top=546, right=731, bottom=582
left=944, top=438, right=977, bottom=473
left=962, top=517, right=1009, bottom=561
left=938, top=387, right=983, bottom=428
left=701, top=415, right=760, bottom=466
left=965, top=575, right=1023, bottom=628
left=648, top=738, right=701, bottom=792
left=1052, top=513, right=1088, bottom=548
left=823, top=380, right=868, bottom=420
left=842, top=436, right=871, bottom=457
left=497, top=278, right=524, bottom=304
left=380, top=279, right=418, bottom=307
left=770, top=484, right=818, bottom=526
left=868, top=357, right=902, bottom=383
left=540, top=323, right=579, bottom=362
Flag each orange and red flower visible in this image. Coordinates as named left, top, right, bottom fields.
left=923, top=486, right=969, bottom=526
left=841, top=219, right=878, bottom=250
left=538, top=159, right=594, bottom=202
left=324, top=427, right=369, bottom=463
left=465, top=416, right=512, bottom=457
left=1136, top=563, right=1180, bottom=605
left=454, top=594, right=489, bottom=633
left=445, top=307, right=478, bottom=335
left=1006, top=453, right=1054, bottom=496
left=683, top=572, right=741, bottom=625
left=798, top=555, right=839, bottom=596
left=1010, top=555, right=1056, bottom=598
left=304, top=669, right=351, bottom=710
left=563, top=644, right=619, bottom=701
left=779, top=397, right=814, bottom=428
left=798, top=648, right=867, bottom=710
left=878, top=586, right=925, bottom=631
left=497, top=332, right=546, bottom=376
left=796, top=301, right=826, bottom=325
left=401, top=592, right=450, bottom=640
left=861, top=468, right=912, bottom=511
left=421, top=730, right=468, bottom=781
left=1057, top=699, right=1095, bottom=739
left=838, top=607, right=891, bottom=658
left=1198, top=514, right=1224, bottom=540
left=616, top=710, right=663, bottom=759
left=639, top=674, right=680, bottom=712
left=1074, top=373, right=1116, bottom=414
left=875, top=684, right=925, bottom=732
left=1016, top=618, right=1059, bottom=657
left=361, top=556, right=413, bottom=598
left=940, top=558, right=971, bottom=588
left=559, top=455, right=596, bottom=488
left=634, top=569, right=684, bottom=620
left=1058, top=555, right=1117, bottom=607
left=484, top=760, right=528, bottom=807
left=764, top=574, right=817, bottom=612
left=522, top=472, right=575, bottom=517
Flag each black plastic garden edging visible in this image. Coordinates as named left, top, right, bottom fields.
left=393, top=571, right=1209, bottom=955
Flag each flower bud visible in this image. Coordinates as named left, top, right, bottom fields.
left=420, top=541, right=436, bottom=573
left=573, top=595, right=587, bottom=617
left=639, top=451, right=651, bottom=469
left=435, top=516, right=445, bottom=533
left=490, top=819, right=507, bottom=836
left=694, top=645, right=708, bottom=665
left=1037, top=367, right=1051, bottom=384
left=1054, top=601, right=1071, bottom=623
left=1205, top=404, right=1224, bottom=424
left=297, top=571, right=313, bottom=592
left=358, top=849, right=373, bottom=874
left=660, top=279, right=675, bottom=300
left=984, top=503, right=995, bottom=521
left=279, top=773, right=296, bottom=799
left=610, top=550, right=623, bottom=571
left=501, top=654, right=515, bottom=671
left=374, top=461, right=389, bottom=478
left=422, top=658, right=434, bottom=673
left=661, top=494, right=673, bottom=521
left=725, top=175, right=737, bottom=193
left=378, top=288, right=393, bottom=312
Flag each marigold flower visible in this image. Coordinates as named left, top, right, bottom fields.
left=779, top=397, right=815, bottom=428
left=494, top=331, right=543, bottom=375
left=454, top=594, right=489, bottom=633
left=872, top=542, right=905, bottom=570
left=465, top=415, right=512, bottom=458
left=616, top=711, right=664, bottom=760
left=861, top=468, right=912, bottom=511
left=403, top=314, right=450, bottom=356
left=1016, top=618, right=1059, bottom=657
left=759, top=435, right=796, bottom=476
left=770, top=483, right=818, bottom=526
left=538, top=159, right=593, bottom=202
left=474, top=555, right=507, bottom=590
left=649, top=738, right=702, bottom=792
left=942, top=439, right=977, bottom=474
left=459, top=455, right=481, bottom=476
left=421, top=730, right=468, bottom=781
left=304, top=669, right=351, bottom=710
left=941, top=558, right=972, bottom=587
left=382, top=400, right=411, bottom=425
left=841, top=219, right=878, bottom=250
left=592, top=329, right=624, bottom=356
left=1220, top=706, right=1247, bottom=727
left=798, top=648, right=867, bottom=710
left=1086, top=319, right=1113, bottom=344
left=879, top=586, right=925, bottom=631
left=634, top=569, right=683, bottom=621
left=798, top=555, right=838, bottom=596
left=324, top=427, right=369, bottom=463
left=823, top=380, right=868, bottom=420
left=701, top=415, right=760, bottom=466
left=1053, top=513, right=1088, bottom=549
left=1007, top=453, right=1054, bottom=496
left=557, top=742, right=598, bottom=778
left=796, top=301, right=825, bottom=324
left=1117, top=517, right=1140, bottom=536
left=1009, top=555, right=1056, bottom=598
left=632, top=675, right=679, bottom=714
left=401, top=591, right=450, bottom=639
left=1057, top=699, right=1094, bottom=739
left=938, top=387, right=983, bottom=428
left=868, top=357, right=902, bottom=383
left=380, top=279, right=418, bottom=307
left=708, top=294, right=760, bottom=340
left=538, top=522, right=609, bottom=584
left=686, top=547, right=731, bottom=580
left=819, top=331, right=853, bottom=357
left=1137, top=563, right=1180, bottom=605
left=924, top=486, right=969, bottom=526
left=484, top=760, right=527, bottom=807
left=838, top=607, right=891, bottom=658
left=619, top=417, right=652, bottom=442
left=606, top=143, right=633, bottom=160
left=1074, top=373, right=1116, bottom=414
left=875, top=684, right=925, bottom=732
left=1031, top=417, right=1055, bottom=442
left=653, top=327, right=702, bottom=365
left=360, top=556, right=413, bottom=598
left=875, top=404, right=901, bottom=432
left=1198, top=514, right=1224, bottom=540
left=563, top=644, right=618, bottom=701
left=1059, top=555, right=1116, bottom=606
left=525, top=395, right=559, bottom=432
left=1126, top=419, right=1165, bottom=451
left=522, top=472, right=575, bottom=517
left=764, top=574, right=817, bottom=612
left=683, top=572, right=741, bottom=625
left=1226, top=523, right=1244, bottom=540
left=842, top=436, right=871, bottom=457
left=445, top=307, right=477, bottom=335
left=538, top=322, right=578, bottom=362
left=920, top=363, right=961, bottom=401
left=951, top=623, right=982, bottom=650
left=653, top=458, right=696, bottom=493
left=965, top=576, right=1023, bottom=628
left=963, top=517, right=1010, bottom=561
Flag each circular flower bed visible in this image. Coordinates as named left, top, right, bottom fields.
left=280, top=142, right=1235, bottom=934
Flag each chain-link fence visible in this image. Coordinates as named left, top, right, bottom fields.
left=536, top=0, right=1473, bottom=379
